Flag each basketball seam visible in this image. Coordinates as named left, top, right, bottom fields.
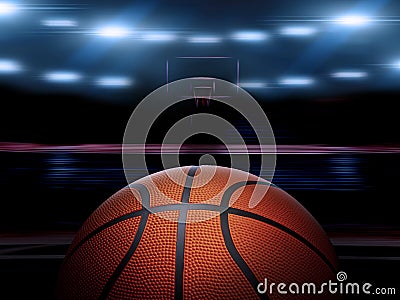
left=175, top=166, right=198, bottom=300
left=99, top=211, right=149, bottom=299
left=96, top=202, right=336, bottom=276
left=220, top=211, right=270, bottom=300
left=63, top=210, right=142, bottom=263
left=221, top=181, right=337, bottom=275
left=99, top=183, right=151, bottom=299
left=133, top=181, right=336, bottom=275
left=65, top=193, right=336, bottom=279
left=228, top=208, right=337, bottom=275
left=63, top=183, right=150, bottom=263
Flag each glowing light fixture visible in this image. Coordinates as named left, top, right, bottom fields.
left=279, top=77, right=314, bottom=86
left=239, top=82, right=268, bottom=88
left=187, top=36, right=221, bottom=43
left=231, top=31, right=268, bottom=42
left=95, top=76, right=132, bottom=87
left=0, top=2, right=18, bottom=15
left=334, top=15, right=371, bottom=26
left=331, top=71, right=368, bottom=79
left=96, top=26, right=131, bottom=38
left=41, top=19, right=78, bottom=27
left=141, top=32, right=177, bottom=42
left=279, top=26, right=317, bottom=36
left=0, top=59, right=22, bottom=73
left=44, top=71, right=82, bottom=83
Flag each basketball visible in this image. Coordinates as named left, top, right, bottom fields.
left=58, top=166, right=339, bottom=299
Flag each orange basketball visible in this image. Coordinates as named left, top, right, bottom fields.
left=58, top=166, right=339, bottom=299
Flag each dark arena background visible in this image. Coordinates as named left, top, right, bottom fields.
left=1, top=0, right=400, bottom=299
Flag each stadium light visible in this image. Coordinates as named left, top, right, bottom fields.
left=96, top=26, right=131, bottom=38
left=141, top=32, right=177, bottom=42
left=331, top=71, right=368, bottom=79
left=334, top=15, right=371, bottom=26
left=239, top=82, right=268, bottom=89
left=41, top=19, right=78, bottom=27
left=279, top=77, right=314, bottom=86
left=279, top=26, right=317, bottom=36
left=391, top=61, right=400, bottom=69
left=187, top=36, right=222, bottom=43
left=231, top=31, right=268, bottom=42
left=95, top=76, right=132, bottom=88
left=0, top=2, right=18, bottom=15
left=0, top=59, right=22, bottom=73
left=44, top=71, right=82, bottom=83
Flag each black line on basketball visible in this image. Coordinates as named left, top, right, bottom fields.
left=175, top=166, right=198, bottom=300
left=151, top=203, right=223, bottom=214
left=220, top=211, right=269, bottom=300
left=181, top=166, right=197, bottom=204
left=99, top=183, right=152, bottom=299
left=220, top=181, right=273, bottom=209
left=99, top=211, right=149, bottom=299
left=63, top=210, right=142, bottom=263
left=63, top=183, right=150, bottom=263
left=220, top=181, right=337, bottom=274
left=228, top=208, right=337, bottom=274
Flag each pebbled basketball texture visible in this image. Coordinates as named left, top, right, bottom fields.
left=58, top=166, right=340, bottom=300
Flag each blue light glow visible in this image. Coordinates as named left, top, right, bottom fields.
left=279, top=77, right=314, bottom=86
left=41, top=19, right=78, bottom=27
left=43, top=71, right=82, bottom=83
left=334, top=15, right=371, bottom=26
left=239, top=81, right=268, bottom=88
left=141, top=32, right=177, bottom=42
left=95, top=26, right=131, bottom=38
left=231, top=31, right=268, bottom=42
left=95, top=76, right=132, bottom=88
left=0, top=59, right=22, bottom=74
left=187, top=36, right=222, bottom=43
left=331, top=71, right=368, bottom=79
left=0, top=2, right=18, bottom=15
left=279, top=26, right=317, bottom=36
